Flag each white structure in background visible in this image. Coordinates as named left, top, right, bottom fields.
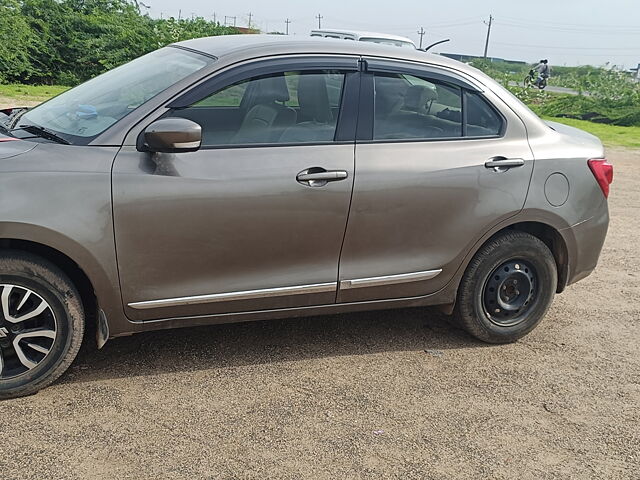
left=310, top=29, right=417, bottom=49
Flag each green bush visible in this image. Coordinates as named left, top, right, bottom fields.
left=503, top=65, right=640, bottom=127
left=0, top=0, right=239, bottom=86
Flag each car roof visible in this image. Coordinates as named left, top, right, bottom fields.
left=310, top=29, right=415, bottom=44
left=173, top=34, right=457, bottom=68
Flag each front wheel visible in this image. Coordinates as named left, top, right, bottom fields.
left=0, top=252, right=84, bottom=399
left=455, top=232, right=557, bottom=343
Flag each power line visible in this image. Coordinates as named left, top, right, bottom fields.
left=497, top=19, right=640, bottom=34
left=321, top=15, right=479, bottom=31
left=493, top=41, right=640, bottom=51
left=499, top=15, right=640, bottom=30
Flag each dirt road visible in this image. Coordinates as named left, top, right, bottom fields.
left=0, top=97, right=41, bottom=110
left=1, top=149, right=638, bottom=479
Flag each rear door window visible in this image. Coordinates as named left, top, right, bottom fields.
left=465, top=91, right=503, bottom=137
left=373, top=73, right=462, bottom=140
left=371, top=71, right=503, bottom=141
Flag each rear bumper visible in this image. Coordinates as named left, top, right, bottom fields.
left=562, top=207, right=609, bottom=287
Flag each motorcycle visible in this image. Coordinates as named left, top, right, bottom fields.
left=524, top=69, right=548, bottom=89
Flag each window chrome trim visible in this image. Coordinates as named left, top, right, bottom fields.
left=128, top=282, right=336, bottom=310
left=339, top=269, right=442, bottom=290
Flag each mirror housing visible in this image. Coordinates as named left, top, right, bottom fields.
left=142, top=118, right=202, bottom=153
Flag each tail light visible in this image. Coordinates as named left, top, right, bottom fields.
left=587, top=159, right=613, bottom=198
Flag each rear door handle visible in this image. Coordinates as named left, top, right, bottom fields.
left=296, top=168, right=348, bottom=187
left=484, top=157, right=525, bottom=170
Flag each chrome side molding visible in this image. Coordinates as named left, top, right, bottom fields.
left=128, top=282, right=336, bottom=310
left=128, top=269, right=442, bottom=310
left=339, top=269, right=442, bottom=290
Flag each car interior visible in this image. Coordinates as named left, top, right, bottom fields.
left=168, top=71, right=344, bottom=146
left=167, top=69, right=501, bottom=147
left=373, top=73, right=500, bottom=139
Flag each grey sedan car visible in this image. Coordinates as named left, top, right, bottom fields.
left=0, top=35, right=612, bottom=398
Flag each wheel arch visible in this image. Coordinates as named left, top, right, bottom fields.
left=0, top=238, right=98, bottom=323
left=486, top=221, right=569, bottom=294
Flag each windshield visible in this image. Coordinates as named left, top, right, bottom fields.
left=360, top=37, right=415, bottom=48
left=19, top=47, right=214, bottom=145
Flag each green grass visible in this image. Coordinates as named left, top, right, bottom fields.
left=0, top=84, right=69, bottom=102
left=542, top=116, right=640, bottom=149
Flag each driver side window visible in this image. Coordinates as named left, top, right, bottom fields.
left=167, top=70, right=346, bottom=147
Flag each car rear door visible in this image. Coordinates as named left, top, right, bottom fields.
left=338, top=59, right=534, bottom=303
left=112, top=57, right=360, bottom=321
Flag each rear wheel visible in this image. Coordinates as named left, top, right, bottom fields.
left=0, top=252, right=84, bottom=399
left=455, top=232, right=557, bottom=343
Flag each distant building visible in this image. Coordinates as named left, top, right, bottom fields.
left=439, top=53, right=527, bottom=65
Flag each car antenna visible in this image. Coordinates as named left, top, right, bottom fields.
left=423, top=38, right=450, bottom=52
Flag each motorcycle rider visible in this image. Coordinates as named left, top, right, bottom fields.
left=534, top=59, right=551, bottom=86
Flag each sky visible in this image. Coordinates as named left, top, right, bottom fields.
left=144, top=0, right=640, bottom=69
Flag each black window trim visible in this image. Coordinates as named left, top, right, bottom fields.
left=364, top=58, right=483, bottom=93
left=358, top=60, right=507, bottom=144
left=162, top=56, right=361, bottom=149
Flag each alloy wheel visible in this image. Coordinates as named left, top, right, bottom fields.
left=0, top=284, right=57, bottom=379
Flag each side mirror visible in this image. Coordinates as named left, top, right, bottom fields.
left=142, top=118, right=202, bottom=153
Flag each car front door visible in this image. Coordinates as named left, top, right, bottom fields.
left=338, top=60, right=535, bottom=303
left=112, top=57, right=360, bottom=321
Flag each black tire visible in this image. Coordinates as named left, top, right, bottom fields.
left=524, top=75, right=533, bottom=87
left=0, top=251, right=84, bottom=399
left=455, top=232, right=557, bottom=344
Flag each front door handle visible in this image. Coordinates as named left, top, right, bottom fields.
left=484, top=157, right=525, bottom=171
left=296, top=168, right=348, bottom=187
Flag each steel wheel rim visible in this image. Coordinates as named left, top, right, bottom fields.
left=482, top=260, right=537, bottom=327
left=0, top=284, right=57, bottom=380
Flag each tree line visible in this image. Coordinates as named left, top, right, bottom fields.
left=0, top=0, right=240, bottom=85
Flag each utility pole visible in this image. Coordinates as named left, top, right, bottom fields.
left=316, top=13, right=323, bottom=29
left=417, top=27, right=425, bottom=49
left=178, top=9, right=181, bottom=20
left=212, top=12, right=216, bottom=24
left=483, top=14, right=493, bottom=59
left=285, top=18, right=292, bottom=35
left=247, top=12, right=253, bottom=28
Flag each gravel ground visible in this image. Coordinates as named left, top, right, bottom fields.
left=1, top=148, right=638, bottom=480
left=0, top=97, right=41, bottom=109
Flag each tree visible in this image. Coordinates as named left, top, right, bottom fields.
left=0, top=0, right=38, bottom=82
left=1, top=0, right=240, bottom=85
